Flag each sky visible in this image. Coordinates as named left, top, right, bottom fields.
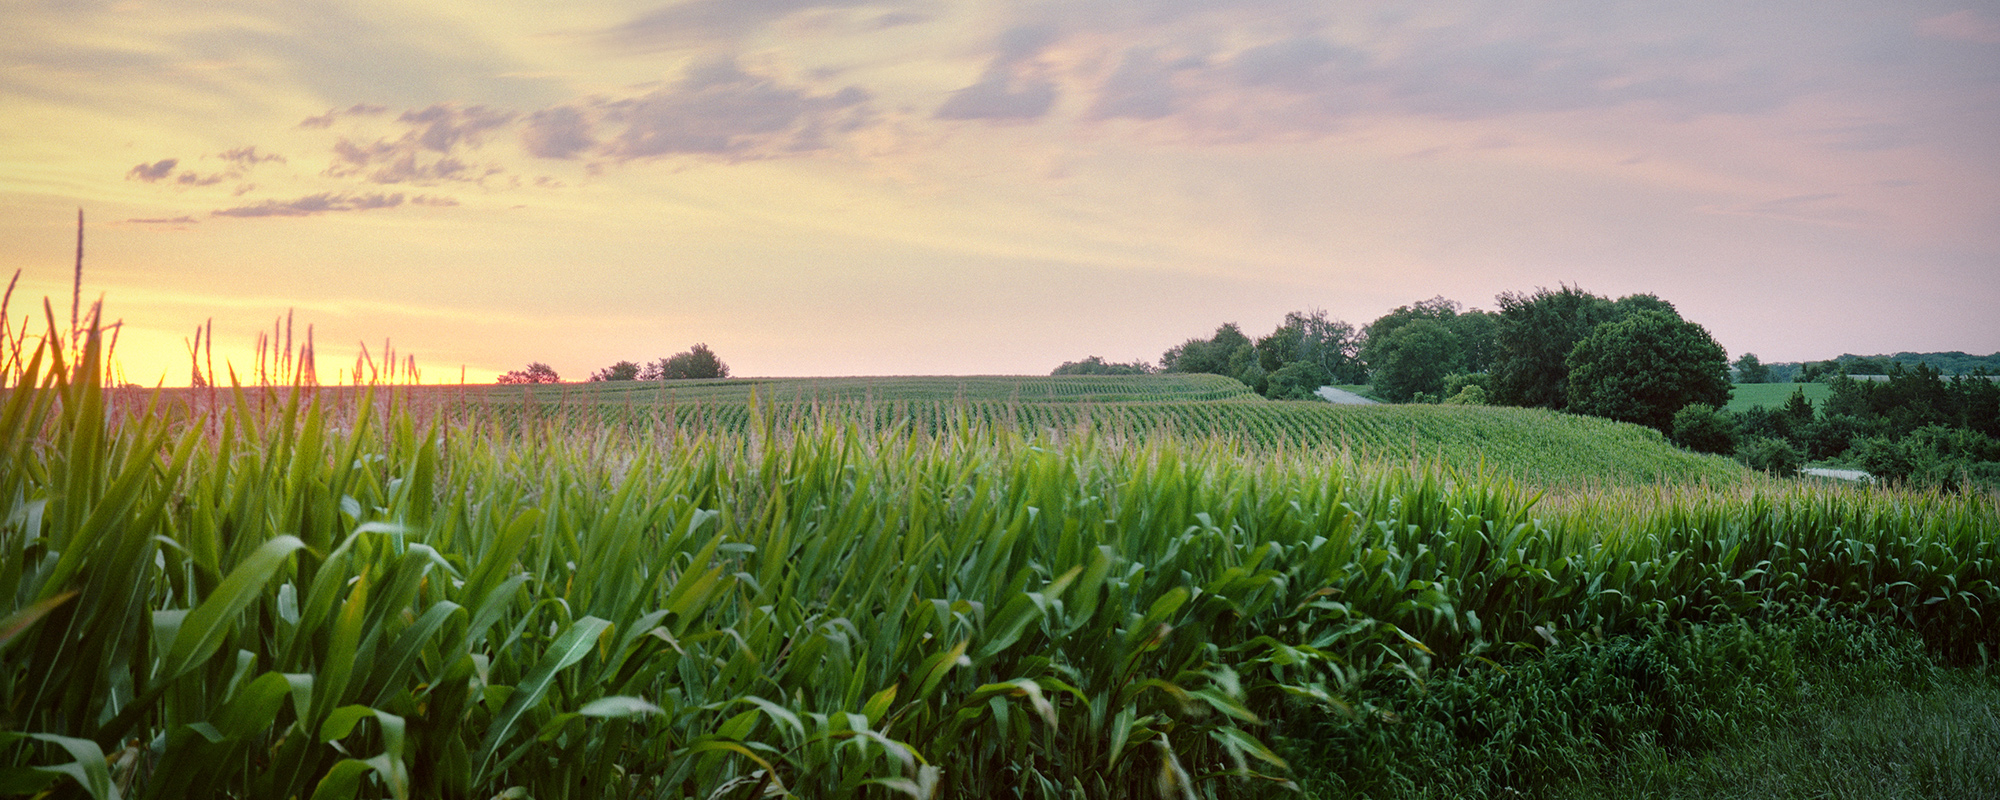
left=3, top=0, right=1998, bottom=384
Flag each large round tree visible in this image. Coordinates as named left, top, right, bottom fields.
left=1564, top=310, right=1731, bottom=432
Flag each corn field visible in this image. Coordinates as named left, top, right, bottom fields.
left=3, top=324, right=1996, bottom=799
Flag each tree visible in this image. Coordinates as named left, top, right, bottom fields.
left=1360, top=297, right=1460, bottom=372
left=1256, top=310, right=1364, bottom=384
left=1733, top=353, right=1771, bottom=384
left=1368, top=319, right=1462, bottom=403
left=1052, top=356, right=1155, bottom=375
left=644, top=344, right=730, bottom=380
left=1490, top=285, right=1619, bottom=409
left=590, top=360, right=641, bottom=381
left=1161, top=322, right=1264, bottom=391
left=1565, top=310, right=1732, bottom=432
left=1447, top=309, right=1499, bottom=374
left=1264, top=361, right=1333, bottom=401
left=498, top=362, right=560, bottom=384
left=1669, top=403, right=1737, bottom=454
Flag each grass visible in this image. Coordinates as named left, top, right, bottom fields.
left=4, top=314, right=1996, bottom=800
left=1725, top=381, right=1829, bottom=413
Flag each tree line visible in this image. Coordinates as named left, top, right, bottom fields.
left=1684, top=364, right=2000, bottom=492
left=497, top=343, right=730, bottom=384
left=1061, top=285, right=1732, bottom=435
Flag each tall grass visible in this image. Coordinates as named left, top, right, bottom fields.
left=2, top=313, right=1994, bottom=799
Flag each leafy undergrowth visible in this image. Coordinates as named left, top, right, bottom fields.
left=1280, top=614, right=1999, bottom=799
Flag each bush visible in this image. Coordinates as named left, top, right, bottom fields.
left=1051, top=356, right=1155, bottom=376
left=643, top=344, right=730, bottom=380
left=1280, top=616, right=1942, bottom=800
left=1851, top=426, right=2000, bottom=492
left=1736, top=437, right=1803, bottom=477
left=497, top=362, right=560, bottom=384
left=1670, top=404, right=1737, bottom=455
left=1265, top=361, right=1333, bottom=400
left=1440, top=384, right=1488, bottom=405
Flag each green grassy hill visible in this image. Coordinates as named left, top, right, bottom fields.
left=445, top=375, right=1745, bottom=487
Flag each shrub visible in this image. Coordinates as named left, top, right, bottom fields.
left=1670, top=403, right=1737, bottom=454
left=1736, top=436, right=1803, bottom=477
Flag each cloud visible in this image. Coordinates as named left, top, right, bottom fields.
left=300, top=104, right=389, bottom=129
left=218, top=146, right=286, bottom=167
left=176, top=171, right=228, bottom=186
left=126, top=159, right=178, bottom=182
left=124, top=216, right=199, bottom=225
left=522, top=106, right=595, bottom=159
left=410, top=194, right=459, bottom=206
left=607, top=0, right=883, bottom=49
left=935, top=26, right=1061, bottom=121
left=1917, top=10, right=2000, bottom=44
left=600, top=58, right=872, bottom=158
left=212, top=192, right=406, bottom=218
left=1087, top=48, right=1187, bottom=120
left=325, top=104, right=513, bottom=184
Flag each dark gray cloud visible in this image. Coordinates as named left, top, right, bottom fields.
left=608, top=0, right=882, bottom=49
left=126, top=159, right=177, bottom=182
left=600, top=58, right=872, bottom=158
left=212, top=191, right=405, bottom=218
left=521, top=106, right=595, bottom=159
left=935, top=26, right=1061, bottom=121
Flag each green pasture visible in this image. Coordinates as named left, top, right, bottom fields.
left=1725, top=381, right=1829, bottom=413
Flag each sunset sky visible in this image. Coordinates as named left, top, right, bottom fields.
left=3, top=0, right=1998, bottom=384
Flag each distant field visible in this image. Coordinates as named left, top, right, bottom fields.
left=1727, top=381, right=1830, bottom=412
left=427, top=374, right=1746, bottom=487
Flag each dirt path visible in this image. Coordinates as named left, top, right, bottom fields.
left=1315, top=386, right=1379, bottom=405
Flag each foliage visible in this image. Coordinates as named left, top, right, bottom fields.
left=642, top=343, right=729, bottom=380
left=1566, top=310, right=1732, bottom=432
left=7, top=318, right=1995, bottom=800
left=1851, top=425, right=2000, bottom=492
left=1670, top=403, right=1738, bottom=455
left=1439, top=384, right=1487, bottom=405
left=1263, top=361, right=1333, bottom=401
left=1256, top=309, right=1364, bottom=385
left=1367, top=319, right=1461, bottom=402
left=589, top=360, right=641, bottom=381
left=1733, top=352, right=1771, bottom=384
left=1736, top=437, right=1804, bottom=477
left=1051, top=356, right=1155, bottom=376
left=1490, top=285, right=1620, bottom=409
left=497, top=361, right=560, bottom=384
left=1287, top=615, right=1968, bottom=800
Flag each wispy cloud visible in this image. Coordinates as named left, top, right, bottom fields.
left=936, top=26, right=1061, bottom=121
left=123, top=215, right=199, bottom=225
left=212, top=192, right=407, bottom=218
left=597, top=58, right=873, bottom=159
left=325, top=104, right=514, bottom=184
left=607, top=0, right=888, bottom=50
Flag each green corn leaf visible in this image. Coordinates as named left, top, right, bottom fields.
left=157, top=536, right=306, bottom=682
left=476, top=615, right=612, bottom=778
